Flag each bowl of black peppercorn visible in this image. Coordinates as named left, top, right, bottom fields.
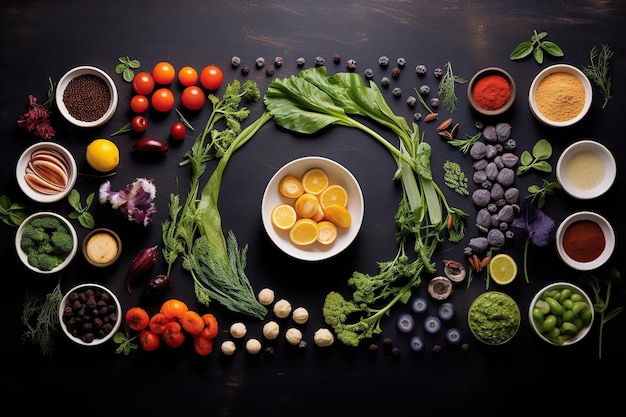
left=55, top=65, right=118, bottom=128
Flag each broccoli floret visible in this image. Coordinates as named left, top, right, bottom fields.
left=20, top=237, right=37, bottom=253
left=322, top=291, right=379, bottom=347
left=27, top=253, right=63, bottom=271
left=28, top=215, right=62, bottom=230
left=21, top=224, right=49, bottom=243
left=51, top=230, right=74, bottom=254
left=38, top=240, right=56, bottom=254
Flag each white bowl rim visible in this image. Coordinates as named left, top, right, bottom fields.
left=15, top=141, right=78, bottom=203
left=261, top=156, right=364, bottom=262
left=556, top=139, right=616, bottom=200
left=58, top=282, right=122, bottom=346
left=15, top=211, right=78, bottom=274
left=528, top=63, right=592, bottom=127
left=55, top=65, right=118, bottom=128
left=555, top=210, right=615, bottom=271
left=528, top=281, right=595, bottom=346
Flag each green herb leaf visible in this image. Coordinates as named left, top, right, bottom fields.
left=509, top=41, right=534, bottom=60
left=582, top=44, right=614, bottom=109
left=540, top=41, right=564, bottom=57
left=533, top=47, right=544, bottom=64
left=115, top=56, right=141, bottom=82
left=510, top=30, right=563, bottom=64
left=67, top=189, right=95, bottom=229
left=0, top=194, right=27, bottom=227
left=532, top=139, right=553, bottom=159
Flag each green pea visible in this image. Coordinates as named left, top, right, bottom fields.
left=545, top=296, right=564, bottom=315
left=558, top=288, right=572, bottom=302
left=562, top=298, right=574, bottom=310
left=532, top=307, right=545, bottom=323
left=570, top=293, right=583, bottom=302
left=572, top=301, right=588, bottom=315
left=542, top=314, right=557, bottom=332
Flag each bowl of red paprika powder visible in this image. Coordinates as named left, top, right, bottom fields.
left=556, top=211, right=615, bottom=271
left=467, top=67, right=516, bottom=116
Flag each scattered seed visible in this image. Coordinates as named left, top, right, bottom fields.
left=391, top=67, right=401, bottom=78
left=296, top=57, right=306, bottom=66
left=424, top=112, right=439, bottom=122
left=392, top=87, right=402, bottom=97
left=418, top=85, right=430, bottom=95
left=315, top=56, right=325, bottom=66
left=396, top=57, right=406, bottom=67
left=430, top=97, right=440, bottom=108
left=346, top=59, right=357, bottom=71
left=378, top=56, right=390, bottom=67
left=415, top=64, right=427, bottom=75
left=241, top=65, right=250, bottom=75
left=434, top=68, right=443, bottom=78
left=437, top=117, right=453, bottom=131
left=231, top=56, right=241, bottom=67
left=364, top=68, right=374, bottom=79
left=333, top=53, right=341, bottom=63
left=406, top=96, right=417, bottom=107
left=413, top=112, right=422, bottom=121
left=274, top=56, right=284, bottom=67
left=255, top=57, right=265, bottom=68
left=380, top=76, right=390, bottom=87
left=265, top=65, right=275, bottom=76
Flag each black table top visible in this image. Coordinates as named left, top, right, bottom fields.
left=2, top=0, right=625, bottom=414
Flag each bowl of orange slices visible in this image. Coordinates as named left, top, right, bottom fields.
left=261, top=156, right=364, bottom=261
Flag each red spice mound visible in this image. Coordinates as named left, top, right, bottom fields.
left=472, top=74, right=511, bottom=110
left=562, top=219, right=605, bottom=263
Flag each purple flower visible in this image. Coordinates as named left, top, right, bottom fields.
left=99, top=177, right=156, bottom=227
left=17, top=95, right=56, bottom=140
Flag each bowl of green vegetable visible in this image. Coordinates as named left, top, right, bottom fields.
left=529, top=282, right=594, bottom=346
left=15, top=211, right=78, bottom=274
left=467, top=291, right=520, bottom=345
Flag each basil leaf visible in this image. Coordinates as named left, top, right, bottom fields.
left=533, top=47, right=544, bottom=64
left=510, top=41, right=534, bottom=60
left=532, top=31, right=548, bottom=42
left=532, top=161, right=553, bottom=173
left=540, top=41, right=564, bottom=57
left=532, top=139, right=553, bottom=160
left=520, top=150, right=533, bottom=166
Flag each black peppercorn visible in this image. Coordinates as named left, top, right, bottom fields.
left=241, top=65, right=250, bottom=75
left=333, top=53, right=341, bottom=63
left=391, top=67, right=401, bottom=78
left=266, top=65, right=275, bottom=76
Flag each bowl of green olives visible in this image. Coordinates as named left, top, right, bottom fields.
left=529, top=282, right=594, bottom=346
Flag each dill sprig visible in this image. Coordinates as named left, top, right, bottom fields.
left=438, top=61, right=466, bottom=113
left=21, top=278, right=63, bottom=356
left=582, top=44, right=613, bottom=109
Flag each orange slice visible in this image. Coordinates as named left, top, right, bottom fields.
left=324, top=205, right=352, bottom=228
left=312, top=202, right=325, bottom=222
left=294, top=193, right=320, bottom=219
left=319, top=184, right=348, bottom=210
left=278, top=175, right=304, bottom=199
left=316, top=221, right=338, bottom=245
left=301, top=168, right=329, bottom=195
left=289, top=218, right=319, bottom=245
left=271, top=203, right=297, bottom=230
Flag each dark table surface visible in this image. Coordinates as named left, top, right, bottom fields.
left=2, top=0, right=625, bottom=414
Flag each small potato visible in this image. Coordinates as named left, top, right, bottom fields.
left=221, top=340, right=236, bottom=355
left=230, top=322, right=247, bottom=338
left=285, top=327, right=302, bottom=345
left=246, top=338, right=262, bottom=355
left=292, top=307, right=309, bottom=324
left=263, top=321, right=280, bottom=340
left=273, top=299, right=292, bottom=319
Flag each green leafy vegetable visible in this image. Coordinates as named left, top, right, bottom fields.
left=579, top=268, right=622, bottom=359
left=0, top=194, right=27, bottom=227
left=113, top=324, right=139, bottom=355
left=510, top=30, right=564, bottom=64
left=581, top=44, right=613, bottom=109
left=527, top=179, right=562, bottom=209
left=443, top=160, right=469, bottom=196
left=21, top=278, right=63, bottom=356
left=437, top=61, right=466, bottom=113
left=446, top=131, right=481, bottom=155
left=67, top=189, right=95, bottom=229
left=115, top=56, right=141, bottom=82
left=162, top=79, right=268, bottom=319
left=516, top=138, right=553, bottom=175
left=264, top=67, right=468, bottom=346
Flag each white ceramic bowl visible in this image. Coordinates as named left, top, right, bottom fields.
left=55, top=65, right=118, bottom=128
left=15, top=211, right=78, bottom=274
left=555, top=211, right=615, bottom=271
left=16, top=141, right=77, bottom=203
left=467, top=67, right=516, bottom=116
left=556, top=139, right=616, bottom=199
left=261, top=156, right=364, bottom=261
left=528, top=64, right=592, bottom=127
left=58, top=283, right=122, bottom=346
left=529, top=282, right=594, bottom=346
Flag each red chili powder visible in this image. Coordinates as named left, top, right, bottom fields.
left=472, top=74, right=511, bottom=110
left=562, top=219, right=605, bottom=263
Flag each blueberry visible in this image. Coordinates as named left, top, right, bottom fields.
left=409, top=336, right=425, bottom=352
left=411, top=297, right=428, bottom=314
left=397, top=313, right=415, bottom=333
left=446, top=328, right=462, bottom=344
left=424, top=316, right=441, bottom=334
left=438, top=302, right=455, bottom=320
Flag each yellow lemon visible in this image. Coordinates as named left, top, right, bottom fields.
left=86, top=138, right=120, bottom=172
left=319, top=184, right=348, bottom=210
left=289, top=218, right=319, bottom=246
left=488, top=254, right=518, bottom=285
left=270, top=204, right=297, bottom=230
left=301, top=168, right=329, bottom=195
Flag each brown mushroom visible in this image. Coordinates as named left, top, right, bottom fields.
left=443, top=259, right=466, bottom=283
left=427, top=276, right=453, bottom=300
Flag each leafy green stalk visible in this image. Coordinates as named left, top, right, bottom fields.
left=510, top=30, right=564, bottom=64
left=21, top=278, right=63, bottom=356
left=67, top=189, right=95, bottom=229
left=527, top=179, right=562, bottom=209
left=516, top=138, right=553, bottom=175
left=582, top=44, right=613, bottom=109
left=437, top=61, right=466, bottom=112
left=0, top=194, right=27, bottom=227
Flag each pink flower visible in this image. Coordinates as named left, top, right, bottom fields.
left=17, top=95, right=56, bottom=140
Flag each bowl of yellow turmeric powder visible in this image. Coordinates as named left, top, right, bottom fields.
left=528, top=64, right=592, bottom=127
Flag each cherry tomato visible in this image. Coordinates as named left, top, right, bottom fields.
left=131, top=115, right=148, bottom=133
left=148, top=312, right=174, bottom=335
left=132, top=71, right=155, bottom=95
left=162, top=321, right=185, bottom=348
left=181, top=310, right=205, bottom=335
left=130, top=95, right=149, bottom=113
left=125, top=307, right=150, bottom=331
left=193, top=336, right=214, bottom=356
left=160, top=298, right=189, bottom=320
left=151, top=88, right=175, bottom=112
left=178, top=65, right=198, bottom=86
left=170, top=122, right=186, bottom=141
left=152, top=61, right=176, bottom=85
left=139, top=329, right=161, bottom=351
left=181, top=85, right=206, bottom=111
left=199, top=65, right=224, bottom=90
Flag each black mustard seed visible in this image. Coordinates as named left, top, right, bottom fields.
left=63, top=74, right=111, bottom=122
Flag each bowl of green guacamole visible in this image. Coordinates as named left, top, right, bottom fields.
left=468, top=291, right=520, bottom=345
